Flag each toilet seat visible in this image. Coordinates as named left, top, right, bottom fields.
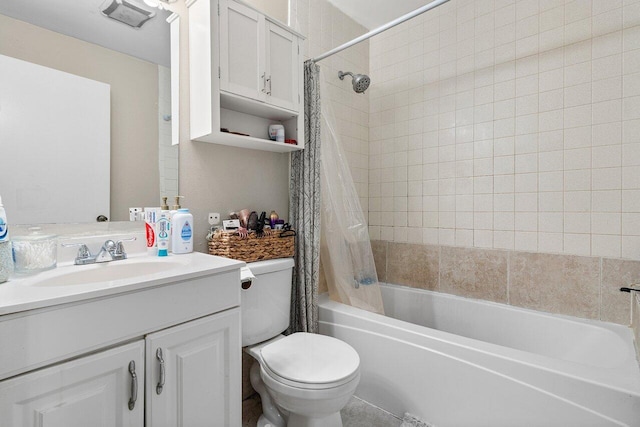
left=260, top=332, right=360, bottom=390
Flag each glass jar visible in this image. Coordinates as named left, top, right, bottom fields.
left=12, top=228, right=57, bottom=274
left=0, top=241, right=13, bottom=283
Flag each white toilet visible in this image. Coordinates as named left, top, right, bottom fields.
left=241, top=258, right=360, bottom=427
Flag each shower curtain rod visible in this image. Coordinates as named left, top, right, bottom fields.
left=309, top=0, right=450, bottom=63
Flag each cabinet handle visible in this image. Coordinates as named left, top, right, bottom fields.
left=261, top=73, right=266, bottom=93
left=156, top=348, right=165, bottom=395
left=128, top=361, right=138, bottom=410
left=266, top=75, right=272, bottom=95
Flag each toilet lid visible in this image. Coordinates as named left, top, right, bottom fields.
left=261, top=333, right=360, bottom=385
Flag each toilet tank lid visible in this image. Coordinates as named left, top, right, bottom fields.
left=247, top=258, right=294, bottom=275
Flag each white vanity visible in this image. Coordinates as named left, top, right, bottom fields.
left=0, top=251, right=243, bottom=426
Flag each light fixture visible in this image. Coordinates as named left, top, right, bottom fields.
left=100, top=0, right=156, bottom=28
left=142, top=0, right=177, bottom=10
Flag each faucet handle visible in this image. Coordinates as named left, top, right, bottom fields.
left=114, top=237, right=136, bottom=259
left=102, top=240, right=117, bottom=253
left=61, top=242, right=92, bottom=264
left=114, top=241, right=127, bottom=258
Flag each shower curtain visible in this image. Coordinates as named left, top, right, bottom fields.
left=289, top=62, right=384, bottom=334
left=289, top=61, right=322, bottom=333
left=318, top=69, right=384, bottom=315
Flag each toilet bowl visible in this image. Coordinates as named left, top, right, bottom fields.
left=241, top=259, right=360, bottom=427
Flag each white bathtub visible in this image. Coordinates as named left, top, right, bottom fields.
left=318, top=283, right=640, bottom=427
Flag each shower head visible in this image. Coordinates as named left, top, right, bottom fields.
left=338, top=71, right=371, bottom=93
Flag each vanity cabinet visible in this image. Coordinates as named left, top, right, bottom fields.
left=0, top=341, right=145, bottom=427
left=0, top=260, right=242, bottom=426
left=145, top=310, right=240, bottom=426
left=188, top=0, right=305, bottom=152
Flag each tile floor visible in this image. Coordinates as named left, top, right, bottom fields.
left=242, top=395, right=402, bottom=426
left=342, top=396, right=402, bottom=426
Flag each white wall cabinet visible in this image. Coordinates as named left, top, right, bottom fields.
left=219, top=0, right=263, bottom=100
left=264, top=21, right=299, bottom=112
left=188, top=0, right=304, bottom=152
left=0, top=267, right=242, bottom=426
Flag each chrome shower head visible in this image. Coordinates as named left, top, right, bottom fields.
left=338, top=71, right=371, bottom=93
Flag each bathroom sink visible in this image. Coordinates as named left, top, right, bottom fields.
left=26, top=258, right=189, bottom=287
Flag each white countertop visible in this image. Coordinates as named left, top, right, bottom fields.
left=0, top=252, right=244, bottom=316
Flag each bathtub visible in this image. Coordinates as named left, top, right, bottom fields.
left=318, top=283, right=640, bottom=427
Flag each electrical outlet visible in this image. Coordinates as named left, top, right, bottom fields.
left=208, top=212, right=221, bottom=225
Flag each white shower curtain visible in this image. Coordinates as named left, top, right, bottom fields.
left=319, top=68, right=385, bottom=315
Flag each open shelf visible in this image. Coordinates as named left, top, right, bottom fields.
left=197, top=131, right=302, bottom=152
left=220, top=91, right=297, bottom=121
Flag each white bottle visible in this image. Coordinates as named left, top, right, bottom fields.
left=0, top=195, right=8, bottom=242
left=171, top=208, right=193, bottom=254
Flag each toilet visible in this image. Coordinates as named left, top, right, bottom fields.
left=241, top=258, right=360, bottom=427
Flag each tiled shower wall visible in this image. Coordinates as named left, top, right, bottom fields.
left=158, top=65, right=178, bottom=198
left=372, top=240, right=639, bottom=324
left=367, top=0, right=640, bottom=260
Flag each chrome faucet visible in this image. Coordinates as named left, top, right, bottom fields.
left=62, top=237, right=136, bottom=265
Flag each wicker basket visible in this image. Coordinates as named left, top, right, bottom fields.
left=208, top=229, right=295, bottom=262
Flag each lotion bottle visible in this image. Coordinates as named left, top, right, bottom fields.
left=171, top=208, right=193, bottom=254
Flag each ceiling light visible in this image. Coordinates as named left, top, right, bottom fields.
left=100, top=0, right=156, bottom=29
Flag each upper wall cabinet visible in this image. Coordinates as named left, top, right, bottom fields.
left=188, top=0, right=304, bottom=152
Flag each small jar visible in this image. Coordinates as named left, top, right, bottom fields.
left=12, top=228, right=57, bottom=274
left=0, top=241, right=13, bottom=283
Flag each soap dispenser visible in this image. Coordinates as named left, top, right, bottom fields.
left=168, top=196, right=182, bottom=251
left=171, top=196, right=183, bottom=213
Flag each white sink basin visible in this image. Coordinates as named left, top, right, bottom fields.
left=26, top=258, right=189, bottom=287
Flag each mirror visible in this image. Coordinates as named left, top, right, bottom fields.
left=0, top=0, right=177, bottom=224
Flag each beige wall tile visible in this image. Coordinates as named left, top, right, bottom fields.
left=364, top=0, right=640, bottom=262
left=601, top=258, right=640, bottom=324
left=509, top=252, right=600, bottom=319
left=370, top=240, right=387, bottom=282
left=440, top=247, right=508, bottom=303
left=387, top=242, right=439, bottom=290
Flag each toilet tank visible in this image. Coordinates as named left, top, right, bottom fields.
left=241, top=258, right=295, bottom=346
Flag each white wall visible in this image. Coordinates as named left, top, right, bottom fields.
left=367, top=0, right=640, bottom=260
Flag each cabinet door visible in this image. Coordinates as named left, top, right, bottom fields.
left=0, top=341, right=144, bottom=427
left=219, top=0, right=265, bottom=101
left=146, top=308, right=241, bottom=427
left=265, top=21, right=299, bottom=111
